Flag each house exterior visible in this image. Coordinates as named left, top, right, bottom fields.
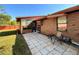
left=16, top=16, right=45, bottom=33
left=40, top=14, right=66, bottom=35
left=51, top=6, right=79, bottom=43
left=16, top=5, right=79, bottom=43
left=41, top=6, right=79, bottom=43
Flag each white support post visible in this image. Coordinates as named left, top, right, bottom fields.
left=20, top=20, right=23, bottom=34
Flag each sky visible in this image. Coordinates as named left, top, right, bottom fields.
left=0, top=4, right=77, bottom=20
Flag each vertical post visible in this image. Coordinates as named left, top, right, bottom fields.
left=20, top=20, right=23, bottom=34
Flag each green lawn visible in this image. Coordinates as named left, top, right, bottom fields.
left=0, top=35, right=16, bottom=55
left=0, top=30, right=32, bottom=55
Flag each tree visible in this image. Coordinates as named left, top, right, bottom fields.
left=0, top=5, right=12, bottom=26
left=0, top=14, right=12, bottom=26
left=0, top=5, right=17, bottom=26
left=10, top=20, right=17, bottom=25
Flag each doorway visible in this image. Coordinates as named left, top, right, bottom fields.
left=31, top=21, right=37, bottom=32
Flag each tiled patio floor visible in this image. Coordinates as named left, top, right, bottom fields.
left=23, top=32, right=78, bottom=55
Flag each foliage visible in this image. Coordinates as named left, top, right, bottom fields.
left=0, top=30, right=17, bottom=36
left=0, top=14, right=12, bottom=26
left=0, top=6, right=17, bottom=26
left=10, top=20, right=17, bottom=25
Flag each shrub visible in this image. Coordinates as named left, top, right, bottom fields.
left=0, top=30, right=17, bottom=36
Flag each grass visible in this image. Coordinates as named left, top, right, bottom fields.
left=0, top=35, right=16, bottom=47
left=13, top=34, right=32, bottom=55
left=0, top=30, right=32, bottom=55
left=0, top=34, right=16, bottom=55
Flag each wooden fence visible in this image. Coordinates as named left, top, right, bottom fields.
left=0, top=26, right=20, bottom=30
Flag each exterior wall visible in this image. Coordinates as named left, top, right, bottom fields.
left=41, top=18, right=57, bottom=35
left=63, top=12, right=79, bottom=42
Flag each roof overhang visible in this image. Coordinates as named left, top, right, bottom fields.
left=51, top=5, right=79, bottom=15
left=16, top=14, right=67, bottom=21
left=16, top=16, right=46, bottom=21
left=46, top=13, right=67, bottom=18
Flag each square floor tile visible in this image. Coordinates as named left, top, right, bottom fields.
left=41, top=43, right=48, bottom=47
left=50, top=49, right=61, bottom=55
left=34, top=52, right=42, bottom=55
left=46, top=42, right=53, bottom=46
left=45, top=44, right=56, bottom=52
left=31, top=47, right=39, bottom=54
left=36, top=45, right=44, bottom=50
left=39, top=48, right=49, bottom=55
left=23, top=33, right=78, bottom=55
left=65, top=48, right=78, bottom=55
left=54, top=46, right=65, bottom=54
left=59, top=43, right=69, bottom=50
left=63, top=51, right=76, bottom=55
left=29, top=44, right=35, bottom=49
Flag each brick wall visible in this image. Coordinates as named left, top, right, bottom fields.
left=41, top=18, right=57, bottom=35
left=63, top=12, right=79, bottom=42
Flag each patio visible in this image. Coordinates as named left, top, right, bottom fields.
left=23, top=32, right=78, bottom=55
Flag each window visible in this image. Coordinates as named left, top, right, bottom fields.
left=57, top=16, right=67, bottom=31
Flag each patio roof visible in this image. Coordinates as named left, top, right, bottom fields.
left=16, top=13, right=67, bottom=21
left=16, top=16, right=46, bottom=21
